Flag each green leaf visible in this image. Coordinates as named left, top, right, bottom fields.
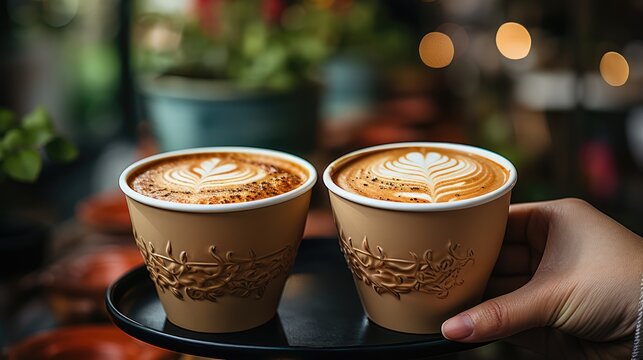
left=22, top=106, right=54, bottom=146
left=0, top=109, right=15, bottom=133
left=2, top=128, right=25, bottom=151
left=2, top=149, right=42, bottom=182
left=22, top=106, right=53, bottom=130
left=25, top=127, right=54, bottom=147
left=45, top=137, right=78, bottom=162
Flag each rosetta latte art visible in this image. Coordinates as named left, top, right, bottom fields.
left=163, top=158, right=267, bottom=192
left=333, top=147, right=509, bottom=203
left=373, top=152, right=483, bottom=202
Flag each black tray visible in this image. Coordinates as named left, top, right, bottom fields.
left=106, top=238, right=484, bottom=359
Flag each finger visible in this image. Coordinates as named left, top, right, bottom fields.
left=504, top=202, right=550, bottom=245
left=493, top=244, right=531, bottom=275
left=504, top=202, right=552, bottom=269
left=441, top=281, right=549, bottom=343
left=484, top=275, right=532, bottom=298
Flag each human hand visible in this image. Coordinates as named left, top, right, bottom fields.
left=441, top=198, right=643, bottom=359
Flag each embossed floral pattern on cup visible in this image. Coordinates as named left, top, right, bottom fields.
left=134, top=230, right=295, bottom=302
left=338, top=230, right=474, bottom=299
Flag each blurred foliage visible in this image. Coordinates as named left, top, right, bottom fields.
left=132, top=0, right=413, bottom=90
left=64, top=41, right=122, bottom=141
left=0, top=107, right=77, bottom=183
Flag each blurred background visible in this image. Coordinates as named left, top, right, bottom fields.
left=1, top=0, right=642, bottom=358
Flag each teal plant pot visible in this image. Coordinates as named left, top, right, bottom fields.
left=141, top=76, right=320, bottom=154
left=322, top=55, right=377, bottom=121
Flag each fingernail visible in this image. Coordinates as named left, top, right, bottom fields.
left=442, top=314, right=474, bottom=340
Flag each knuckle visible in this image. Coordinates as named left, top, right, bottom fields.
left=558, top=197, right=590, bottom=209
left=547, top=198, right=592, bottom=217
left=480, top=299, right=506, bottom=333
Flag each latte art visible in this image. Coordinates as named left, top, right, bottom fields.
left=129, top=153, right=306, bottom=204
left=373, top=152, right=485, bottom=202
left=162, top=158, right=267, bottom=192
left=333, top=147, right=508, bottom=203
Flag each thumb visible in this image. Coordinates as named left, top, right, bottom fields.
left=441, top=282, right=549, bottom=342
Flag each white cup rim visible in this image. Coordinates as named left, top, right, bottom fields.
left=119, top=147, right=317, bottom=213
left=323, top=142, right=517, bottom=212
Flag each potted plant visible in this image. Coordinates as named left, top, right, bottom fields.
left=131, top=0, right=343, bottom=154
left=317, top=1, right=414, bottom=121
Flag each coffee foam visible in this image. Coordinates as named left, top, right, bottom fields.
left=332, top=147, right=509, bottom=203
left=128, top=153, right=306, bottom=204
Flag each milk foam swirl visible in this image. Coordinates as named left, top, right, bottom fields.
left=333, top=147, right=508, bottom=203
left=373, top=152, right=480, bottom=202
left=162, top=158, right=267, bottom=192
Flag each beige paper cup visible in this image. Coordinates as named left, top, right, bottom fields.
left=119, top=147, right=316, bottom=333
left=323, top=142, right=517, bottom=334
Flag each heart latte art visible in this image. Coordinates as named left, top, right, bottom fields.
left=333, top=147, right=509, bottom=203
left=129, top=153, right=306, bottom=204
left=162, top=158, right=267, bottom=192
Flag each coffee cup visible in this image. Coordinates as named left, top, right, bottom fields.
left=323, top=142, right=517, bottom=334
left=119, top=147, right=316, bottom=332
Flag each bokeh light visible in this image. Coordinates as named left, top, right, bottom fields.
left=600, top=51, right=629, bottom=86
left=145, top=22, right=182, bottom=52
left=419, top=32, right=455, bottom=68
left=495, top=22, right=531, bottom=60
